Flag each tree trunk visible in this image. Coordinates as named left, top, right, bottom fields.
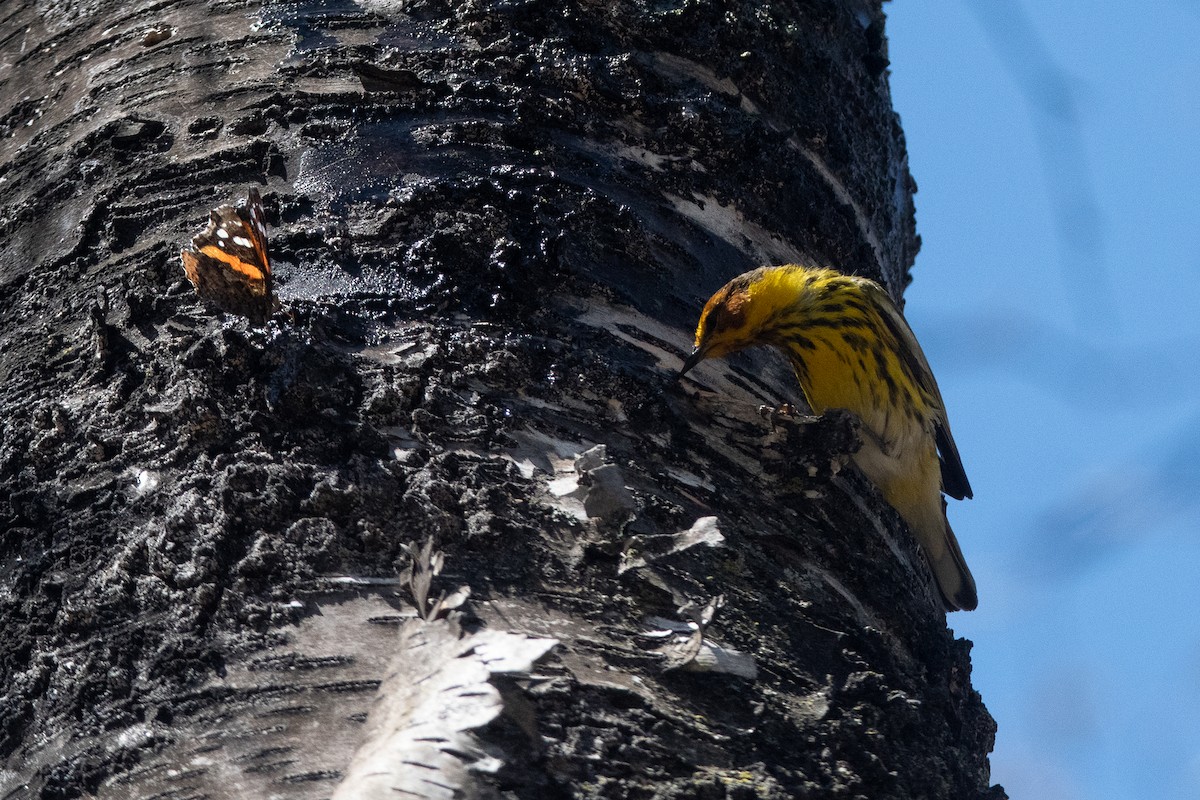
left=0, top=1, right=1004, bottom=798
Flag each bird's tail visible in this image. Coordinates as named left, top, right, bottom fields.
left=931, top=517, right=978, bottom=611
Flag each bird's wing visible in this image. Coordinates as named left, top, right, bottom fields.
left=857, top=278, right=974, bottom=501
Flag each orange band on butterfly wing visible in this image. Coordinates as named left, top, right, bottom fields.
left=197, top=244, right=268, bottom=291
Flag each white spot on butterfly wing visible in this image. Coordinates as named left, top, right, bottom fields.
left=216, top=228, right=230, bottom=239
left=232, top=235, right=253, bottom=248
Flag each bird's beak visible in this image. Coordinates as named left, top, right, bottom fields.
left=679, top=346, right=705, bottom=377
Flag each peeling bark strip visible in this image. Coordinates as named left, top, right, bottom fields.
left=0, top=1, right=1003, bottom=799
left=333, top=620, right=557, bottom=800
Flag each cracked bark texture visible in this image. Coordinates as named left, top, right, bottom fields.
left=0, top=1, right=1005, bottom=798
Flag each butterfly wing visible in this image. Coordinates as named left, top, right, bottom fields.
left=180, top=189, right=274, bottom=324
left=245, top=188, right=272, bottom=282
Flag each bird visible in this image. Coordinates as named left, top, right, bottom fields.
left=680, top=265, right=977, bottom=611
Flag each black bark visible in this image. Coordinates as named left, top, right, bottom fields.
left=0, top=1, right=1004, bottom=798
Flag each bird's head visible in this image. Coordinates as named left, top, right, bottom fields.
left=680, top=275, right=754, bottom=375
left=681, top=266, right=818, bottom=375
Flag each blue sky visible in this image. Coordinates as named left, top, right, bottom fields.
left=886, top=2, right=1200, bottom=798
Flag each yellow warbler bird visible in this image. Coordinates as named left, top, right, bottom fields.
left=680, top=265, right=977, bottom=611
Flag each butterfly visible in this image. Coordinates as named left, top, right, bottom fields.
left=181, top=187, right=276, bottom=325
